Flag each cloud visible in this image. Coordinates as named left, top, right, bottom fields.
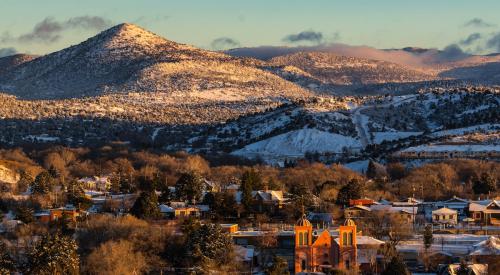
left=459, top=33, right=482, bottom=46
left=226, top=43, right=473, bottom=67
left=0, top=47, right=17, bottom=57
left=486, top=32, right=500, bottom=52
left=7, top=16, right=112, bottom=44
left=464, top=18, right=495, bottom=28
left=438, top=44, right=468, bottom=61
left=210, top=37, right=240, bottom=50
left=283, top=30, right=323, bottom=44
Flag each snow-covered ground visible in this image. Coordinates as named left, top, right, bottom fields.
left=397, top=234, right=490, bottom=256
left=344, top=159, right=369, bottom=173
left=430, top=124, right=500, bottom=137
left=232, top=128, right=362, bottom=163
left=373, top=131, right=423, bottom=144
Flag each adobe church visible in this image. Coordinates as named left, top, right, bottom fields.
left=294, top=215, right=358, bottom=273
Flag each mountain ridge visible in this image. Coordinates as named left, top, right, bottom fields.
left=0, top=23, right=308, bottom=100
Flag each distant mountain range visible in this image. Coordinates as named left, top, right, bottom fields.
left=1, top=23, right=500, bottom=100
left=0, top=23, right=498, bottom=164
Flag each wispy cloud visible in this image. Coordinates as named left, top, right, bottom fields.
left=0, top=47, right=17, bottom=57
left=3, top=16, right=112, bottom=44
left=459, top=33, right=482, bottom=46
left=464, top=18, right=495, bottom=28
left=486, top=32, right=500, bottom=52
left=210, top=37, right=240, bottom=50
left=282, top=30, right=323, bottom=44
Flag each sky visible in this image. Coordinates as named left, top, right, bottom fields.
left=1, top=0, right=500, bottom=56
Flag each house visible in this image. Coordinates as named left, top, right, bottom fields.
left=432, top=207, right=458, bottom=226
left=253, top=190, right=285, bottom=213
left=437, top=263, right=488, bottom=275
left=221, top=224, right=239, bottom=234
left=234, top=189, right=287, bottom=214
left=422, top=197, right=470, bottom=220
left=34, top=204, right=80, bottom=223
left=159, top=202, right=210, bottom=219
left=78, top=176, right=111, bottom=191
left=344, top=205, right=371, bottom=220
left=349, top=198, right=377, bottom=207
left=355, top=236, right=386, bottom=274
left=468, top=200, right=500, bottom=225
left=470, top=236, right=500, bottom=274
left=307, top=212, right=334, bottom=227
left=370, top=204, right=417, bottom=224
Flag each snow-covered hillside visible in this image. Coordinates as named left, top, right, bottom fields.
left=0, top=23, right=309, bottom=101
left=268, top=52, right=436, bottom=86
left=232, top=128, right=362, bottom=163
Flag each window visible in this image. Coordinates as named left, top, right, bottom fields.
left=304, top=232, right=308, bottom=245
left=299, top=232, right=304, bottom=246
left=347, top=232, right=353, bottom=246
left=342, top=232, right=347, bottom=246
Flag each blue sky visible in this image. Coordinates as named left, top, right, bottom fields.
left=1, top=0, right=499, bottom=55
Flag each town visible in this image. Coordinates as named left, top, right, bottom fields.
left=0, top=146, right=497, bottom=274
left=1, top=1, right=500, bottom=274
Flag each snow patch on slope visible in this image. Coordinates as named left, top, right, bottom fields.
left=232, top=128, right=362, bottom=161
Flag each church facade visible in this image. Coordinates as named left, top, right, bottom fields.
left=294, top=215, right=358, bottom=273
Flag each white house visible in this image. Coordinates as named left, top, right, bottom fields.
left=78, top=176, right=111, bottom=191
left=432, top=207, right=458, bottom=225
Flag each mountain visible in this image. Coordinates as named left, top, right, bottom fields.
left=0, top=23, right=308, bottom=100
left=0, top=54, right=37, bottom=75
left=226, top=44, right=500, bottom=72
left=267, top=52, right=436, bottom=86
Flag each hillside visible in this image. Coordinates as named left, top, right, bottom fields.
left=0, top=23, right=309, bottom=100
left=268, top=52, right=436, bottom=86
left=0, top=54, right=37, bottom=75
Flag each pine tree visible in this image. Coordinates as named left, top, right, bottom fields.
left=266, top=256, right=290, bottom=275
left=130, top=191, right=161, bottom=219
left=65, top=180, right=92, bottom=210
left=381, top=256, right=409, bottom=275
left=15, top=205, right=34, bottom=224
left=241, top=169, right=263, bottom=190
left=336, top=178, right=364, bottom=206
left=17, top=170, right=33, bottom=193
left=423, top=224, right=433, bottom=251
left=25, top=233, right=79, bottom=275
left=472, top=172, right=497, bottom=195
left=366, top=159, right=378, bottom=179
left=175, top=171, right=203, bottom=203
left=240, top=177, right=254, bottom=213
left=187, top=224, right=233, bottom=266
left=30, top=171, right=54, bottom=195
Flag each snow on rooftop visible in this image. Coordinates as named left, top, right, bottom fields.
left=471, top=236, right=500, bottom=255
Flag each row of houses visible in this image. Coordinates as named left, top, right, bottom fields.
left=393, top=144, right=500, bottom=159
left=344, top=196, right=500, bottom=226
